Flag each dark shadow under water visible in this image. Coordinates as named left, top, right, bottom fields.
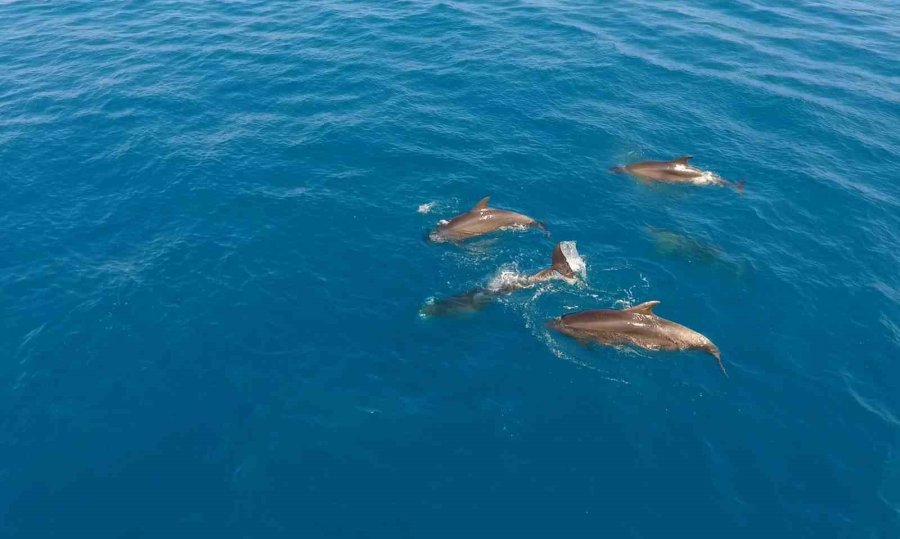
left=647, top=226, right=750, bottom=279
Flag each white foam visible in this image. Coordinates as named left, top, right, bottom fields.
left=692, top=171, right=724, bottom=186
left=498, top=224, right=531, bottom=232
left=558, top=241, right=587, bottom=281
left=418, top=297, right=437, bottom=319
left=444, top=250, right=628, bottom=385
left=417, top=202, right=436, bottom=214
left=673, top=164, right=724, bottom=186
left=485, top=264, right=532, bottom=292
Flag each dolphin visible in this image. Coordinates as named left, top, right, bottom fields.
left=647, top=227, right=748, bottom=277
left=548, top=301, right=727, bottom=376
left=428, top=196, right=545, bottom=243
left=421, top=242, right=584, bottom=317
left=648, top=227, right=725, bottom=264
left=611, top=156, right=744, bottom=193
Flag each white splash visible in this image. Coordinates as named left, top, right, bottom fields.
left=673, top=164, right=724, bottom=186
left=417, top=202, right=436, bottom=214
left=498, top=223, right=531, bottom=232
left=692, top=171, right=725, bottom=186
left=485, top=264, right=532, bottom=292
left=558, top=241, right=587, bottom=281
left=419, top=296, right=436, bottom=318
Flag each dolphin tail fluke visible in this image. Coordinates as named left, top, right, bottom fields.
left=732, top=179, right=745, bottom=195
left=550, top=242, right=576, bottom=279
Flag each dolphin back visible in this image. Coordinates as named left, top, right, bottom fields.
left=428, top=197, right=545, bottom=243
left=551, top=302, right=728, bottom=377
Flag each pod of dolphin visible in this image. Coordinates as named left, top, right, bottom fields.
left=424, top=156, right=742, bottom=378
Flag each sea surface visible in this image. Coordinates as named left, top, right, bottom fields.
left=2, top=0, right=899, bottom=536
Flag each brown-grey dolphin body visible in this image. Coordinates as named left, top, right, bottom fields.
left=420, top=242, right=582, bottom=317
left=611, top=156, right=744, bottom=193
left=548, top=301, right=727, bottom=376
left=428, top=196, right=545, bottom=243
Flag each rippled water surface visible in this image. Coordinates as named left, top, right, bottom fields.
left=2, top=1, right=899, bottom=536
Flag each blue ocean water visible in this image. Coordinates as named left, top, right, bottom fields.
left=2, top=0, right=899, bottom=536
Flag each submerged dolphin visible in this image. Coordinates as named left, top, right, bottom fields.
left=428, top=196, right=545, bottom=243
left=648, top=227, right=748, bottom=277
left=611, top=156, right=744, bottom=193
left=548, top=301, right=727, bottom=376
left=421, top=242, right=584, bottom=317
left=648, top=227, right=725, bottom=264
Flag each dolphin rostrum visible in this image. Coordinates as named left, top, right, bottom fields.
left=548, top=301, right=727, bottom=376
left=428, top=196, right=545, bottom=243
left=611, top=156, right=744, bottom=193
left=421, top=242, right=584, bottom=317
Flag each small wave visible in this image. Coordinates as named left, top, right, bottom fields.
left=16, top=323, right=47, bottom=365
left=532, top=318, right=631, bottom=384
left=258, top=186, right=311, bottom=199
left=844, top=378, right=900, bottom=428
left=417, top=201, right=436, bottom=214
left=515, top=275, right=629, bottom=385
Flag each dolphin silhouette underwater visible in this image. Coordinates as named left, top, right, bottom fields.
left=648, top=227, right=724, bottom=264
left=548, top=301, right=728, bottom=376
left=428, top=196, right=545, bottom=243
left=420, top=242, right=584, bottom=317
left=611, top=156, right=744, bottom=193
left=647, top=227, right=749, bottom=277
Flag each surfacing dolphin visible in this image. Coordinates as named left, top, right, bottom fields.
left=428, top=196, right=545, bottom=243
left=611, top=156, right=744, bottom=193
left=421, top=242, right=584, bottom=317
left=548, top=301, right=728, bottom=376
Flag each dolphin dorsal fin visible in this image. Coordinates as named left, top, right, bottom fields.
left=672, top=155, right=693, bottom=165
left=551, top=242, right=575, bottom=278
left=472, top=196, right=490, bottom=211
left=626, top=301, right=660, bottom=315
